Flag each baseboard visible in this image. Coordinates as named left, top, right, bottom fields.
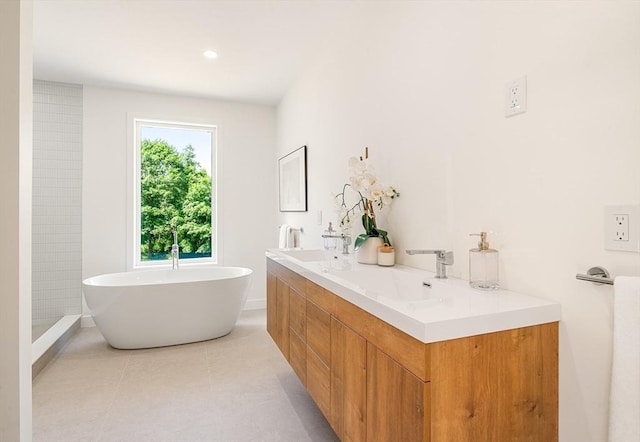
left=32, top=315, right=81, bottom=379
left=81, top=314, right=95, bottom=328
left=244, top=298, right=266, bottom=311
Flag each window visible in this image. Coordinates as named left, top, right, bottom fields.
left=133, top=119, right=216, bottom=267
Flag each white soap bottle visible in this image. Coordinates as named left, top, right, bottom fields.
left=469, top=232, right=499, bottom=290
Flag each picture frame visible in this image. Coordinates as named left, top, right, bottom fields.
left=279, top=145, right=307, bottom=212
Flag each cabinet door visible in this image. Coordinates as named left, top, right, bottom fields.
left=367, top=343, right=429, bottom=442
left=430, top=323, right=558, bottom=442
left=275, top=278, right=290, bottom=360
left=331, top=318, right=366, bottom=442
left=266, top=271, right=277, bottom=341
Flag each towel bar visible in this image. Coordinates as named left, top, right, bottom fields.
left=278, top=226, right=303, bottom=233
left=576, top=266, right=614, bottom=285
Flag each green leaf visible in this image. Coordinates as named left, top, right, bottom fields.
left=354, top=234, right=369, bottom=250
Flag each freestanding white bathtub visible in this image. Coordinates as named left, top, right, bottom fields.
left=82, top=267, right=252, bottom=349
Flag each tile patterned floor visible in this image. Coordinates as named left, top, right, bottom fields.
left=33, top=310, right=338, bottom=442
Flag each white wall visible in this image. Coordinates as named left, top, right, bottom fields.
left=83, top=86, right=277, bottom=311
left=0, top=0, right=33, bottom=440
left=277, top=2, right=640, bottom=441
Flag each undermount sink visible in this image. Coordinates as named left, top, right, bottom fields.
left=328, top=267, right=439, bottom=302
left=278, top=249, right=328, bottom=262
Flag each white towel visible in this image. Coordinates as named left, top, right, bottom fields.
left=609, top=276, right=640, bottom=442
left=278, top=225, right=292, bottom=248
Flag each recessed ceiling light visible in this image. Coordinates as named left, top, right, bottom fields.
left=203, top=50, right=218, bottom=59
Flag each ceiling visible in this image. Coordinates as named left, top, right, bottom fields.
left=33, top=0, right=358, bottom=106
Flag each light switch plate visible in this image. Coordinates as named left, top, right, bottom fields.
left=604, top=204, right=640, bottom=252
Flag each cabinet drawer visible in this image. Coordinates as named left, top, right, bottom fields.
left=306, top=280, right=334, bottom=314
left=307, top=300, right=331, bottom=366
left=289, top=287, right=306, bottom=340
left=289, top=330, right=306, bottom=386
left=307, top=347, right=331, bottom=421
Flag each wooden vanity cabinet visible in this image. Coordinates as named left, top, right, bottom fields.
left=266, top=258, right=558, bottom=442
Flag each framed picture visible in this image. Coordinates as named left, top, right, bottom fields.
left=279, top=145, right=307, bottom=212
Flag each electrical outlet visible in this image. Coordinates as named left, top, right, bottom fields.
left=604, top=205, right=640, bottom=252
left=613, top=214, right=629, bottom=241
left=505, top=76, right=527, bottom=117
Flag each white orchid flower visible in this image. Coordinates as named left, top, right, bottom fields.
left=337, top=150, right=399, bottom=245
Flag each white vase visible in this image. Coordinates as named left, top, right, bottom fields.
left=355, top=236, right=385, bottom=265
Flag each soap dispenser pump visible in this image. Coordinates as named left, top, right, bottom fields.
left=469, top=232, right=499, bottom=290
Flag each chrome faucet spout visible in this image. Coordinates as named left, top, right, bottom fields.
left=321, top=233, right=352, bottom=255
left=405, top=249, right=454, bottom=278
left=406, top=249, right=446, bottom=258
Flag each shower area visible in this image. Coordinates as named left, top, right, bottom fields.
left=31, top=80, right=83, bottom=373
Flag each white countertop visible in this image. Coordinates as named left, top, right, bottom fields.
left=266, top=248, right=561, bottom=344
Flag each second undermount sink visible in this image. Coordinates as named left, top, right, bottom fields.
left=278, top=249, right=328, bottom=262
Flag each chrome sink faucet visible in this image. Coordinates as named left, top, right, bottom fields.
left=171, top=229, right=180, bottom=270
left=405, top=249, right=454, bottom=278
left=321, top=233, right=352, bottom=255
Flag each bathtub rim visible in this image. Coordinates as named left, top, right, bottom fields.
left=82, top=266, right=253, bottom=288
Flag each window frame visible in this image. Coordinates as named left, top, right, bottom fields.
left=130, top=117, right=219, bottom=269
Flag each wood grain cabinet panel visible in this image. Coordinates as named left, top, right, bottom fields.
left=306, top=299, right=332, bottom=422
left=366, top=343, right=429, bottom=442
left=306, top=280, right=335, bottom=314
left=331, top=318, right=366, bottom=442
left=306, top=300, right=331, bottom=366
left=275, top=278, right=290, bottom=360
left=333, top=295, right=429, bottom=381
left=289, top=329, right=306, bottom=385
left=307, top=347, right=331, bottom=421
left=289, top=287, right=306, bottom=339
left=266, top=271, right=277, bottom=341
left=430, top=323, right=558, bottom=442
left=289, top=286, right=307, bottom=385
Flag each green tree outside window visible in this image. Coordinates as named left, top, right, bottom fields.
left=140, top=139, right=212, bottom=261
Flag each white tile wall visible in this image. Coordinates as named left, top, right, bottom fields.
left=32, top=80, right=83, bottom=322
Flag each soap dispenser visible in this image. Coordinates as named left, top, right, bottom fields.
left=323, top=222, right=338, bottom=251
left=469, top=232, right=499, bottom=290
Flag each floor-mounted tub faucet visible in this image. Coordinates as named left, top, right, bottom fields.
left=172, top=229, right=180, bottom=270
left=405, top=249, right=454, bottom=278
